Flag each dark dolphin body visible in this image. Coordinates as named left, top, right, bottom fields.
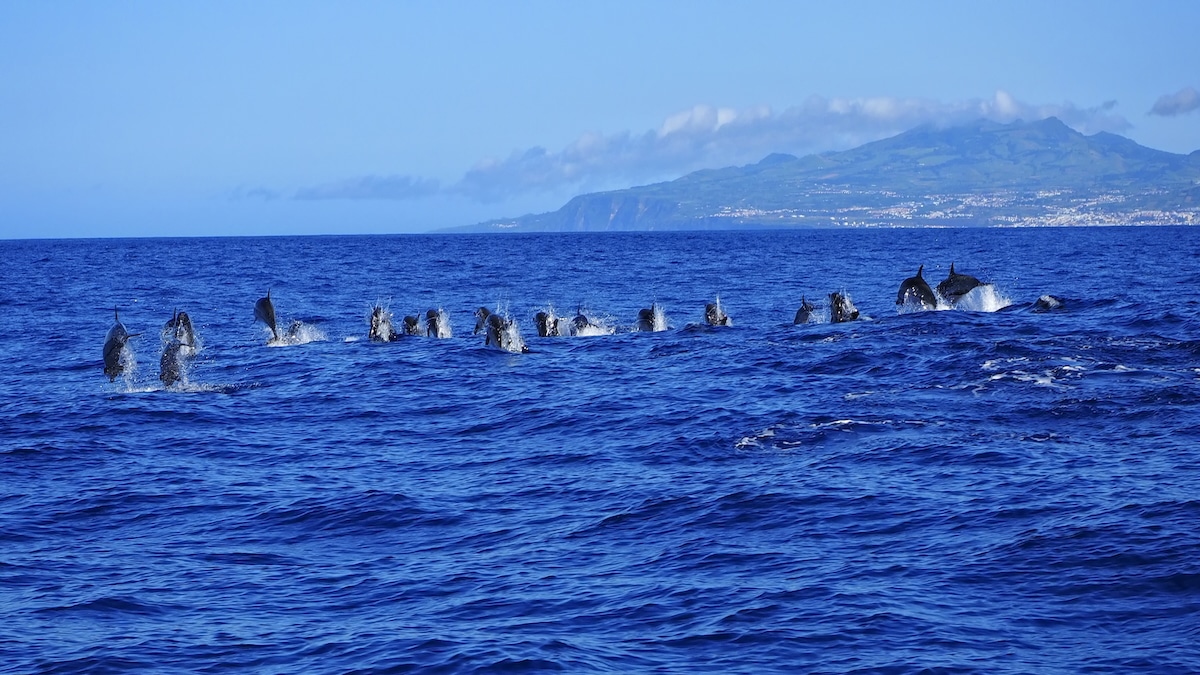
left=159, top=342, right=186, bottom=385
left=705, top=301, right=731, bottom=326
left=369, top=305, right=397, bottom=342
left=535, top=311, right=561, bottom=337
left=164, top=310, right=195, bottom=345
left=830, top=292, right=860, bottom=324
left=402, top=315, right=422, bottom=335
left=254, top=290, right=278, bottom=340
left=483, top=313, right=505, bottom=347
left=103, top=309, right=135, bottom=381
left=793, top=296, right=816, bottom=324
left=896, top=265, right=938, bottom=310
left=426, top=309, right=448, bottom=338
left=483, top=312, right=529, bottom=353
left=160, top=310, right=198, bottom=385
left=571, top=310, right=600, bottom=334
left=936, top=263, right=984, bottom=304
left=636, top=308, right=656, bottom=332
left=473, top=307, right=492, bottom=335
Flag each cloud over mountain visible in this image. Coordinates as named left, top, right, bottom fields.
left=294, top=91, right=1131, bottom=202
left=1149, top=87, right=1200, bottom=117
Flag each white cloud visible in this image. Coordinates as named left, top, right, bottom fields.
left=294, top=175, right=441, bottom=201
left=1149, top=86, right=1200, bottom=117
left=294, top=91, right=1132, bottom=202
left=451, top=90, right=1130, bottom=200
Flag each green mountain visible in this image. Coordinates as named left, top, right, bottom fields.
left=458, top=117, right=1200, bottom=232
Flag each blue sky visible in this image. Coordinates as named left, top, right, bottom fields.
left=2, top=1, right=1198, bottom=239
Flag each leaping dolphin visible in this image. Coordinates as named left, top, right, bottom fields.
left=794, top=296, right=816, bottom=324
left=571, top=308, right=601, bottom=335
left=473, top=307, right=492, bottom=335
left=159, top=310, right=197, bottom=386
left=896, top=265, right=937, bottom=310
left=425, top=308, right=450, bottom=338
left=103, top=309, right=138, bottom=381
left=369, top=305, right=397, bottom=342
left=483, top=312, right=529, bottom=353
left=401, top=314, right=422, bottom=335
left=936, top=263, right=984, bottom=304
left=634, top=303, right=666, bottom=332
left=254, top=290, right=278, bottom=340
left=830, top=292, right=860, bottom=323
left=535, top=310, right=561, bottom=337
left=705, top=300, right=731, bottom=327
left=636, top=307, right=656, bottom=332
left=163, top=310, right=196, bottom=349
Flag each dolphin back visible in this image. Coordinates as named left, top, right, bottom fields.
left=254, top=294, right=278, bottom=338
left=896, top=266, right=937, bottom=308
left=103, top=321, right=130, bottom=380
left=936, top=264, right=984, bottom=302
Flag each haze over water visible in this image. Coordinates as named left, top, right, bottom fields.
left=2, top=226, right=1198, bottom=673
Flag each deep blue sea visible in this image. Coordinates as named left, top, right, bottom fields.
left=2, top=227, right=1199, bottom=674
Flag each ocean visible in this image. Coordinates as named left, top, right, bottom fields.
left=1, top=226, right=1198, bottom=673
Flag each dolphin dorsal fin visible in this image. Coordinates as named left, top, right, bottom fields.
left=113, top=308, right=120, bottom=322
left=917, top=265, right=924, bottom=278
left=950, top=263, right=956, bottom=275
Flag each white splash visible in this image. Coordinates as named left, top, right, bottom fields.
left=428, top=309, right=453, bottom=339
left=499, top=320, right=527, bottom=354
left=117, top=343, right=140, bottom=390
left=952, top=284, right=1012, bottom=313
left=268, top=321, right=327, bottom=346
left=651, top=304, right=668, bottom=332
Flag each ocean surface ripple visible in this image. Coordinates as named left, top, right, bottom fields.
left=1, top=227, right=1199, bottom=673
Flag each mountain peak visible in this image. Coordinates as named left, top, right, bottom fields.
left=457, top=118, right=1200, bottom=232
left=758, top=152, right=798, bottom=165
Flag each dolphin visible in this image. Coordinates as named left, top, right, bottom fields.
left=425, top=308, right=449, bottom=338
left=473, top=307, right=492, bottom=335
left=369, top=305, right=396, bottom=342
left=159, top=341, right=185, bottom=385
left=484, top=312, right=505, bottom=347
left=103, top=309, right=136, bottom=381
left=705, top=301, right=731, bottom=327
left=936, top=263, right=984, bottom=304
left=636, top=307, right=656, bottom=332
left=830, top=292, right=860, bottom=323
left=401, top=314, right=422, bottom=335
left=794, top=296, right=816, bottom=324
left=571, top=309, right=598, bottom=334
left=535, top=310, right=561, bottom=337
left=163, top=310, right=196, bottom=349
left=484, top=312, right=530, bottom=353
left=160, top=310, right=199, bottom=385
left=896, top=265, right=937, bottom=310
left=254, top=290, right=278, bottom=340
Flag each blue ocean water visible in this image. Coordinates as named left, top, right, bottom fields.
left=1, top=227, right=1199, bottom=674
